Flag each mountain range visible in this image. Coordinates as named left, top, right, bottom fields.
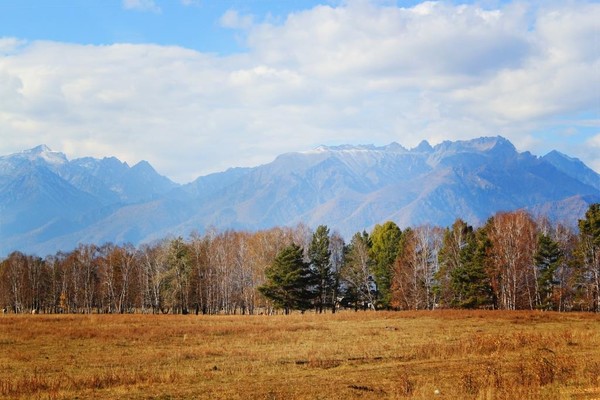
left=1, top=137, right=598, bottom=257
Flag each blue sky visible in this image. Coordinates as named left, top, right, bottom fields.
left=1, top=1, right=448, bottom=54
left=3, top=1, right=281, bottom=53
left=0, top=0, right=598, bottom=182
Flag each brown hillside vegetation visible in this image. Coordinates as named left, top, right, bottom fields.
left=1, top=311, right=599, bottom=399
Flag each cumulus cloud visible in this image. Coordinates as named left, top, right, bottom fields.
left=220, top=10, right=254, bottom=30
left=585, top=134, right=600, bottom=173
left=122, top=0, right=161, bottom=13
left=0, top=37, right=26, bottom=55
left=181, top=0, right=201, bottom=6
left=248, top=1, right=530, bottom=80
left=0, top=0, right=598, bottom=182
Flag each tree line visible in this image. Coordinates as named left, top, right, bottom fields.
left=1, top=204, right=599, bottom=314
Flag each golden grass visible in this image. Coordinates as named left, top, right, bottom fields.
left=0, top=310, right=599, bottom=399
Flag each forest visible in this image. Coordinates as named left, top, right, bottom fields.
left=1, top=204, right=599, bottom=314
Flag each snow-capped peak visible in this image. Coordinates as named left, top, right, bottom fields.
left=30, top=144, right=52, bottom=153
left=20, top=144, right=68, bottom=165
left=310, top=143, right=408, bottom=153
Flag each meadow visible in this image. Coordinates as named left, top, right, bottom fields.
left=0, top=311, right=599, bottom=399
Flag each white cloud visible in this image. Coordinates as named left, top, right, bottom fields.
left=181, top=0, right=201, bottom=6
left=0, top=37, right=26, bottom=55
left=450, top=3, right=600, bottom=123
left=1, top=0, right=599, bottom=182
left=585, top=134, right=600, bottom=173
left=247, top=1, right=532, bottom=80
left=220, top=10, right=254, bottom=30
left=122, top=0, right=161, bottom=13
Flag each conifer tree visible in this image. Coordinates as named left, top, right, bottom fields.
left=436, top=219, right=474, bottom=307
left=258, top=244, right=314, bottom=314
left=578, top=203, right=600, bottom=312
left=534, top=233, right=561, bottom=310
left=450, top=223, right=493, bottom=308
left=309, top=225, right=334, bottom=313
left=370, top=221, right=402, bottom=309
left=167, top=237, right=191, bottom=314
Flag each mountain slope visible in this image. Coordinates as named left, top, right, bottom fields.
left=170, top=136, right=599, bottom=235
left=0, top=137, right=598, bottom=256
left=0, top=145, right=179, bottom=255
left=542, top=150, right=600, bottom=191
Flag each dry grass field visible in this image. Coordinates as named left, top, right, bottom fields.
left=1, top=311, right=599, bottom=399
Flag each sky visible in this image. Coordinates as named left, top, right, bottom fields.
left=0, top=0, right=598, bottom=183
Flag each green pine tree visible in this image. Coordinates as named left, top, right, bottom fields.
left=435, top=219, right=474, bottom=307
left=258, top=244, right=314, bottom=314
left=309, top=225, right=334, bottom=313
left=167, top=237, right=191, bottom=314
left=370, top=221, right=402, bottom=309
left=450, top=224, right=493, bottom=309
left=577, top=203, right=600, bottom=312
left=534, top=233, right=561, bottom=310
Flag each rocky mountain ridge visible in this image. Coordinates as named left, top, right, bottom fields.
left=1, top=136, right=598, bottom=256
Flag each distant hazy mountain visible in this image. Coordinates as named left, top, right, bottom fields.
left=0, top=145, right=179, bottom=255
left=1, top=137, right=598, bottom=256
